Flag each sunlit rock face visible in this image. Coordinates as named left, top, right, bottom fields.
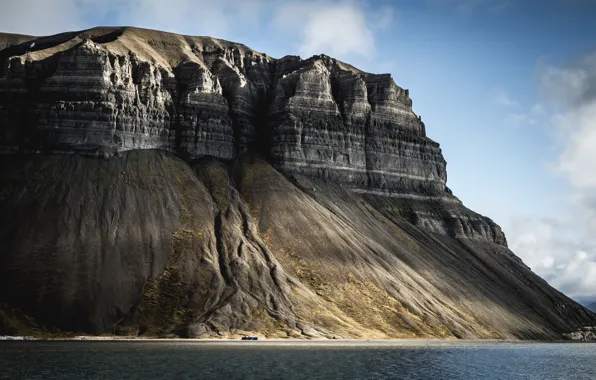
left=268, top=56, right=447, bottom=197
left=0, top=39, right=176, bottom=155
left=3, top=27, right=590, bottom=341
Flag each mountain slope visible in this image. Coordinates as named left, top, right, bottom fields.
left=0, top=27, right=594, bottom=339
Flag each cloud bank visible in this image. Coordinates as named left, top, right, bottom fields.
left=0, top=0, right=88, bottom=36
left=0, top=0, right=265, bottom=38
left=507, top=51, right=596, bottom=301
left=426, top=0, right=514, bottom=14
left=493, top=89, right=520, bottom=107
left=272, top=0, right=393, bottom=58
left=112, top=0, right=264, bottom=38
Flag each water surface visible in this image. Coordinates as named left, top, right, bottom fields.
left=1, top=340, right=594, bottom=379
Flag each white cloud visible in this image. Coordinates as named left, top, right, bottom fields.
left=0, top=0, right=264, bottom=39
left=506, top=52, right=596, bottom=301
left=488, top=1, right=512, bottom=14
left=426, top=0, right=514, bottom=14
left=118, top=0, right=230, bottom=36
left=540, top=52, right=596, bottom=189
left=0, top=0, right=87, bottom=36
left=553, top=103, right=596, bottom=189
left=551, top=251, right=596, bottom=300
left=369, top=5, right=395, bottom=31
left=505, top=113, right=535, bottom=127
left=494, top=90, right=519, bottom=107
left=530, top=103, right=546, bottom=117
left=273, top=1, right=392, bottom=58
left=539, top=64, right=588, bottom=108
left=508, top=217, right=596, bottom=300
left=111, top=0, right=265, bottom=38
left=2, top=0, right=391, bottom=61
left=504, top=103, right=547, bottom=128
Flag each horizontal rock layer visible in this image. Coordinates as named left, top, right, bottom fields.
left=0, top=27, right=498, bottom=244
left=0, top=28, right=444, bottom=191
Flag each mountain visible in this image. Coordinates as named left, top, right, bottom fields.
left=0, top=27, right=594, bottom=339
left=588, top=303, right=596, bottom=312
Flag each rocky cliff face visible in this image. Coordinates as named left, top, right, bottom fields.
left=0, top=27, right=593, bottom=339
left=0, top=27, right=500, bottom=243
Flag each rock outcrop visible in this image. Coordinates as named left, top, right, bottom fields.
left=564, top=327, right=596, bottom=341
left=0, top=27, right=594, bottom=339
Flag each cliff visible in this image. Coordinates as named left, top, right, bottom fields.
left=0, top=27, right=593, bottom=339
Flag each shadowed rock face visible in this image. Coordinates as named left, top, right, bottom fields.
left=0, top=27, right=499, bottom=244
left=0, top=27, right=594, bottom=338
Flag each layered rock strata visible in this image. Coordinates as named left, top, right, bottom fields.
left=0, top=27, right=473, bottom=242
left=0, top=27, right=444, bottom=193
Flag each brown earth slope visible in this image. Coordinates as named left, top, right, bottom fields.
left=0, top=151, right=593, bottom=339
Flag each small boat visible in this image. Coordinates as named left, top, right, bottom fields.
left=241, top=336, right=259, bottom=341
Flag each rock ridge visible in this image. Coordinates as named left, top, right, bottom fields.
left=0, top=27, right=493, bottom=244
left=0, top=27, right=442, bottom=193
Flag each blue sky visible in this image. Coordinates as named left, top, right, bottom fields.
left=2, top=0, right=596, bottom=302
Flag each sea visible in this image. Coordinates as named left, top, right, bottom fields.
left=0, top=340, right=594, bottom=379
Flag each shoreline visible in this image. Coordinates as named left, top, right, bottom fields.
left=0, top=336, right=588, bottom=345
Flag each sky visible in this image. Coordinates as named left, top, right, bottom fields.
left=2, top=0, right=596, bottom=303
